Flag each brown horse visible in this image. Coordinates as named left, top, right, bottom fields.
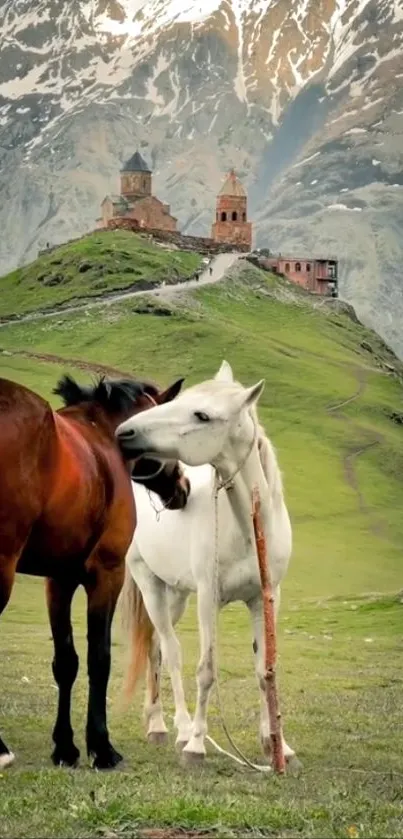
left=0, top=372, right=188, bottom=770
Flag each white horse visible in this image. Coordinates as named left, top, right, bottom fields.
left=118, top=361, right=296, bottom=765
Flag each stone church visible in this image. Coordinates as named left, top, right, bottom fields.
left=98, top=151, right=178, bottom=232
left=98, top=152, right=252, bottom=249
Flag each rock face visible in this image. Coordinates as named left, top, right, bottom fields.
left=0, top=0, right=402, bottom=354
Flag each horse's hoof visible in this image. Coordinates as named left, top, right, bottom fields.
left=175, top=739, right=189, bottom=752
left=286, top=754, right=303, bottom=774
left=261, top=737, right=272, bottom=758
left=0, top=751, right=15, bottom=769
left=147, top=731, right=168, bottom=746
left=91, top=745, right=123, bottom=770
left=51, top=743, right=80, bottom=768
left=181, top=750, right=205, bottom=767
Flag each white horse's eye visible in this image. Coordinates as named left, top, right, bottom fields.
left=194, top=411, right=210, bottom=423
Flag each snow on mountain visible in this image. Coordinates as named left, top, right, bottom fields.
left=0, top=0, right=402, bottom=354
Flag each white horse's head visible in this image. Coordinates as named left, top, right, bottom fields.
left=117, top=361, right=265, bottom=467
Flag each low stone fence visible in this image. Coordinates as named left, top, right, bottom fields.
left=105, top=219, right=249, bottom=255
left=38, top=224, right=250, bottom=261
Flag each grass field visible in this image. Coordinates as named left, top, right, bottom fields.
left=0, top=231, right=202, bottom=318
left=1, top=256, right=403, bottom=838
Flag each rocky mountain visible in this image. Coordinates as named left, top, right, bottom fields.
left=0, top=0, right=402, bottom=354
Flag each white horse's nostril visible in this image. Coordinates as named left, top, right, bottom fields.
left=118, top=427, right=136, bottom=440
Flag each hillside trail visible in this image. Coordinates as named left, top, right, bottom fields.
left=263, top=333, right=389, bottom=536
left=0, top=251, right=241, bottom=385
left=2, top=349, right=133, bottom=379
left=0, top=252, right=240, bottom=328
left=324, top=367, right=385, bottom=537
left=287, top=361, right=389, bottom=541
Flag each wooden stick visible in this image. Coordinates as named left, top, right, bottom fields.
left=252, top=486, right=286, bottom=774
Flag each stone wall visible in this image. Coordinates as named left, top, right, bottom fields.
left=211, top=219, right=252, bottom=249
left=106, top=218, right=249, bottom=254
left=38, top=224, right=250, bottom=262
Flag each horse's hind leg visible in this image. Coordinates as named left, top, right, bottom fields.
left=247, top=591, right=296, bottom=764
left=145, top=631, right=168, bottom=744
left=133, top=559, right=192, bottom=748
left=84, top=562, right=124, bottom=770
left=0, top=556, right=18, bottom=768
left=46, top=578, right=80, bottom=767
left=144, top=587, right=191, bottom=746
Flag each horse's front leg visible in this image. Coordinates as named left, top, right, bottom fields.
left=182, top=582, right=216, bottom=762
left=46, top=577, right=80, bottom=766
left=84, top=561, right=124, bottom=769
left=0, top=556, right=18, bottom=769
left=247, top=590, right=296, bottom=764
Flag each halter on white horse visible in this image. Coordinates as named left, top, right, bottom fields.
left=117, top=361, right=296, bottom=768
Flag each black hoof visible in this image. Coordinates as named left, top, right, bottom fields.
left=51, top=742, right=80, bottom=767
left=90, top=744, right=123, bottom=770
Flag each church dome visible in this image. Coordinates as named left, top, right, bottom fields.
left=120, top=151, right=151, bottom=173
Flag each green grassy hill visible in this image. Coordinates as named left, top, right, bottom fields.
left=0, top=230, right=201, bottom=318
left=1, top=261, right=402, bottom=597
left=1, top=244, right=403, bottom=838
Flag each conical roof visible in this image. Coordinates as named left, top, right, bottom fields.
left=218, top=168, right=246, bottom=197
left=120, top=151, right=151, bottom=173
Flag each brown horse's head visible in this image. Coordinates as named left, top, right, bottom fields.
left=53, top=374, right=184, bottom=427
left=53, top=373, right=189, bottom=509
left=131, top=456, right=190, bottom=511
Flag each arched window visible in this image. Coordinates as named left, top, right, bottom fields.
left=232, top=211, right=237, bottom=221
left=221, top=211, right=227, bottom=222
left=242, top=212, right=246, bottom=221
left=306, top=263, right=311, bottom=272
left=295, top=262, right=301, bottom=272
left=285, top=263, right=290, bottom=272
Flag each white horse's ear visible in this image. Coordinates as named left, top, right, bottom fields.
left=214, top=360, right=234, bottom=383
left=242, top=380, right=265, bottom=408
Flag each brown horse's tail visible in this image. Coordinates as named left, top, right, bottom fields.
left=120, top=565, right=154, bottom=702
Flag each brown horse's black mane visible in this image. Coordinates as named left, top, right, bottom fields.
left=54, top=374, right=159, bottom=415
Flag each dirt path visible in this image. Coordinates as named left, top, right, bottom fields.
left=0, top=253, right=241, bottom=329
left=325, top=366, right=386, bottom=536
left=3, top=348, right=130, bottom=378
left=343, top=440, right=381, bottom=515
left=326, top=369, right=366, bottom=414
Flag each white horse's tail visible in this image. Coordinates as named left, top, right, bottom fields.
left=120, top=564, right=154, bottom=702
